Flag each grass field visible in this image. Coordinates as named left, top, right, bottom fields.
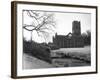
left=51, top=46, right=91, bottom=67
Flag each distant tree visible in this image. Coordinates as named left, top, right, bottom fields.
left=86, top=30, right=91, bottom=36
left=82, top=32, right=87, bottom=38
left=82, top=30, right=91, bottom=45
left=23, top=37, right=32, bottom=53
left=82, top=32, right=88, bottom=45
left=23, top=10, right=56, bottom=42
left=86, top=30, right=91, bottom=45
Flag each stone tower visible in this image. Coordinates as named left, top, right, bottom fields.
left=72, top=21, right=81, bottom=36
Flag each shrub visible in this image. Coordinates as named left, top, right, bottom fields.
left=31, top=43, right=52, bottom=63
left=23, top=39, right=52, bottom=63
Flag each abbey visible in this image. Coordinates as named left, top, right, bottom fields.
left=53, top=21, right=84, bottom=48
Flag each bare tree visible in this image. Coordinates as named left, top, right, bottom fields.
left=23, top=10, right=56, bottom=42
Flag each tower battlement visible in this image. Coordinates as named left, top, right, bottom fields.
left=72, top=21, right=81, bottom=36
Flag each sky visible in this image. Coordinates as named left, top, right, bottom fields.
left=23, top=11, right=91, bottom=43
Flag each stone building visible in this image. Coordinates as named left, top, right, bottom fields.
left=53, top=21, right=84, bottom=48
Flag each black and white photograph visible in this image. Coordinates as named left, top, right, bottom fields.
left=11, top=1, right=97, bottom=78
left=23, top=10, right=91, bottom=69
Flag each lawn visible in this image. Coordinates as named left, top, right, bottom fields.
left=51, top=46, right=91, bottom=67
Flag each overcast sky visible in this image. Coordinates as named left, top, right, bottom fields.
left=23, top=11, right=91, bottom=43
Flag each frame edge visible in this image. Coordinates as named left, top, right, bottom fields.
left=11, top=1, right=17, bottom=78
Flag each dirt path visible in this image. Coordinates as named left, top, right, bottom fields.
left=23, top=53, right=54, bottom=69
